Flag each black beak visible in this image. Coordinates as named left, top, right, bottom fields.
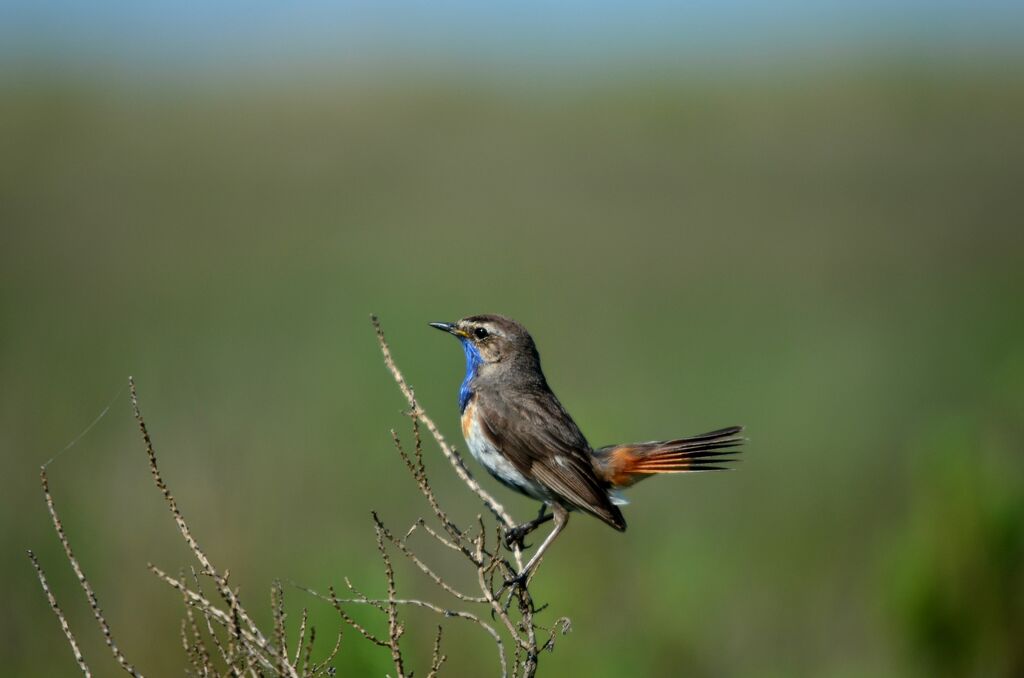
left=429, top=321, right=461, bottom=336
left=430, top=321, right=470, bottom=339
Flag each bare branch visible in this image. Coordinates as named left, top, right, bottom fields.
left=373, top=513, right=406, bottom=678
left=189, top=566, right=239, bottom=675
left=299, top=623, right=316, bottom=677
left=26, top=549, right=92, bottom=677
left=148, top=565, right=276, bottom=670
left=292, top=581, right=508, bottom=678
left=327, top=584, right=388, bottom=648
left=379, top=514, right=488, bottom=603
left=427, top=625, right=446, bottom=678
left=391, top=429, right=476, bottom=562
left=292, top=607, right=308, bottom=669
left=179, top=568, right=213, bottom=675
left=308, top=625, right=342, bottom=676
left=39, top=467, right=143, bottom=677
left=271, top=582, right=289, bottom=676
left=541, top=618, right=572, bottom=654
left=36, top=319, right=567, bottom=678
left=130, top=379, right=264, bottom=646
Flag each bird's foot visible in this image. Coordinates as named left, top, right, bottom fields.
left=501, top=571, right=529, bottom=592
left=499, top=573, right=547, bottom=613
left=503, top=506, right=552, bottom=551
left=503, top=523, right=536, bottom=551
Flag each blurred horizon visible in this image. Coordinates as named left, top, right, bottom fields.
left=3, top=3, right=1023, bottom=677
left=3, top=1, right=1024, bottom=77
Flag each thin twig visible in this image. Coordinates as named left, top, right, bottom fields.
left=39, top=467, right=143, bottom=677
left=328, top=584, right=388, bottom=647
left=130, top=379, right=260, bottom=640
left=292, top=607, right=308, bottom=669
left=271, top=582, right=288, bottom=676
left=373, top=512, right=406, bottom=678
left=299, top=624, right=316, bottom=677
left=129, top=377, right=300, bottom=678
left=309, top=625, right=342, bottom=676
left=293, top=581, right=508, bottom=678
left=148, top=565, right=276, bottom=670
left=180, top=568, right=213, bottom=676
left=189, top=566, right=239, bottom=675
left=379, top=514, right=488, bottom=603
left=427, top=625, right=446, bottom=678
left=392, top=430, right=477, bottom=562
left=26, top=549, right=92, bottom=677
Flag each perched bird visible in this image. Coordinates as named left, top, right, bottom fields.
left=430, top=314, right=744, bottom=582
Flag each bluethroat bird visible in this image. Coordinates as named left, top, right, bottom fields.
left=430, top=314, right=743, bottom=581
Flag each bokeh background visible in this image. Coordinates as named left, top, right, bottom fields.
left=3, top=2, right=1023, bottom=676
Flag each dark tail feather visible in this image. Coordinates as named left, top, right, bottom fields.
left=595, top=426, right=745, bottom=488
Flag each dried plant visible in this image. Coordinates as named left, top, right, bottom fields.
left=29, top=316, right=568, bottom=676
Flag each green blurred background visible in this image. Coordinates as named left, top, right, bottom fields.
left=2, top=3, right=1023, bottom=676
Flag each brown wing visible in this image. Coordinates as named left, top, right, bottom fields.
left=476, top=386, right=626, bottom=531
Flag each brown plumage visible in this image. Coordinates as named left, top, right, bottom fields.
left=474, top=378, right=627, bottom=530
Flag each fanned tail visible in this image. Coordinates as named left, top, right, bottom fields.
left=594, top=425, right=745, bottom=488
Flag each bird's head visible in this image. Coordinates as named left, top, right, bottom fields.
left=429, top=314, right=539, bottom=369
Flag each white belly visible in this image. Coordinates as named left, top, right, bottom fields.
left=462, top=402, right=548, bottom=501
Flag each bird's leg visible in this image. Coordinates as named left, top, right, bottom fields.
left=504, top=505, right=569, bottom=588
left=503, top=504, right=554, bottom=550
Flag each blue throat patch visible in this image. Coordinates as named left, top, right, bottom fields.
left=458, top=338, right=483, bottom=413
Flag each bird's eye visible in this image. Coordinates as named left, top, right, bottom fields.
left=473, top=327, right=489, bottom=340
